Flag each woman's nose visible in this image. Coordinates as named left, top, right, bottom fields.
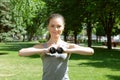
left=54, top=27, right=58, bottom=31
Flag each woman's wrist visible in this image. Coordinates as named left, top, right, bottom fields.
left=43, top=48, right=49, bottom=53
left=64, top=48, right=71, bottom=53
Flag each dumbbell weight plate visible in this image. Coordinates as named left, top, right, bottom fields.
left=49, top=47, right=56, bottom=54
left=57, top=47, right=64, bottom=54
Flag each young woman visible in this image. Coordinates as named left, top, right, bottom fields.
left=19, top=13, right=94, bottom=80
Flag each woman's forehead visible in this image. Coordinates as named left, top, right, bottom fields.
left=49, top=18, right=64, bottom=25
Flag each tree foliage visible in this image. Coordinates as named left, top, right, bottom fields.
left=0, top=0, right=47, bottom=42
left=1, top=0, right=120, bottom=50
left=95, top=0, right=120, bottom=49
left=0, top=0, right=19, bottom=42
left=10, top=0, right=47, bottom=41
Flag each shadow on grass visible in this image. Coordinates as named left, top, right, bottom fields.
left=0, top=52, right=8, bottom=55
left=27, top=54, right=40, bottom=58
left=0, top=42, right=41, bottom=58
left=70, top=47, right=120, bottom=60
left=107, top=75, right=120, bottom=80
left=0, top=42, right=37, bottom=51
left=70, top=47, right=120, bottom=70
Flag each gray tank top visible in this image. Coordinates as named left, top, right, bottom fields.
left=41, top=42, right=71, bottom=80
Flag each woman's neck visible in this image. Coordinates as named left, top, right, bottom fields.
left=48, top=37, right=62, bottom=45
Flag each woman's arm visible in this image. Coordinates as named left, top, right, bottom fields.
left=18, top=44, right=49, bottom=56
left=64, top=43, right=94, bottom=55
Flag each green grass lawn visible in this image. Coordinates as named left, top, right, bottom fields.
left=0, top=42, right=120, bottom=80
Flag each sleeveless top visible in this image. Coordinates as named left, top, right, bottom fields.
left=40, top=42, right=71, bottom=80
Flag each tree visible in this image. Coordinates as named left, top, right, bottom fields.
left=95, top=23, right=106, bottom=42
left=112, top=18, right=120, bottom=35
left=0, top=0, right=21, bottom=42
left=81, top=0, right=97, bottom=47
left=96, top=0, right=120, bottom=49
left=10, top=0, right=47, bottom=41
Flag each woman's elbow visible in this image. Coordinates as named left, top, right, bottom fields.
left=18, top=49, right=24, bottom=56
left=89, top=48, right=94, bottom=55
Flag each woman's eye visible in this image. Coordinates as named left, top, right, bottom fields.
left=57, top=25, right=61, bottom=28
left=51, top=25, right=55, bottom=28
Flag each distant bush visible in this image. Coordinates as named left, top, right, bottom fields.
left=38, top=39, right=47, bottom=43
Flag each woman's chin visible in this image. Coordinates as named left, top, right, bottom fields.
left=52, top=35, right=60, bottom=39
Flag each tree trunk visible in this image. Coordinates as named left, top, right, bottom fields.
left=96, top=36, right=98, bottom=42
left=87, top=21, right=92, bottom=47
left=63, top=30, right=68, bottom=41
left=28, top=33, right=34, bottom=41
left=22, top=34, right=26, bottom=42
left=106, top=12, right=115, bottom=49
left=64, top=34, right=67, bottom=41
left=73, top=31, right=77, bottom=44
left=107, top=32, right=112, bottom=49
left=100, top=11, right=114, bottom=49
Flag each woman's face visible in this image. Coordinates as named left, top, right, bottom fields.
left=48, top=17, right=64, bottom=39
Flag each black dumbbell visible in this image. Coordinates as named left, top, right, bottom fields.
left=49, top=47, right=56, bottom=54
left=57, top=47, right=64, bottom=54
left=49, top=47, right=64, bottom=54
